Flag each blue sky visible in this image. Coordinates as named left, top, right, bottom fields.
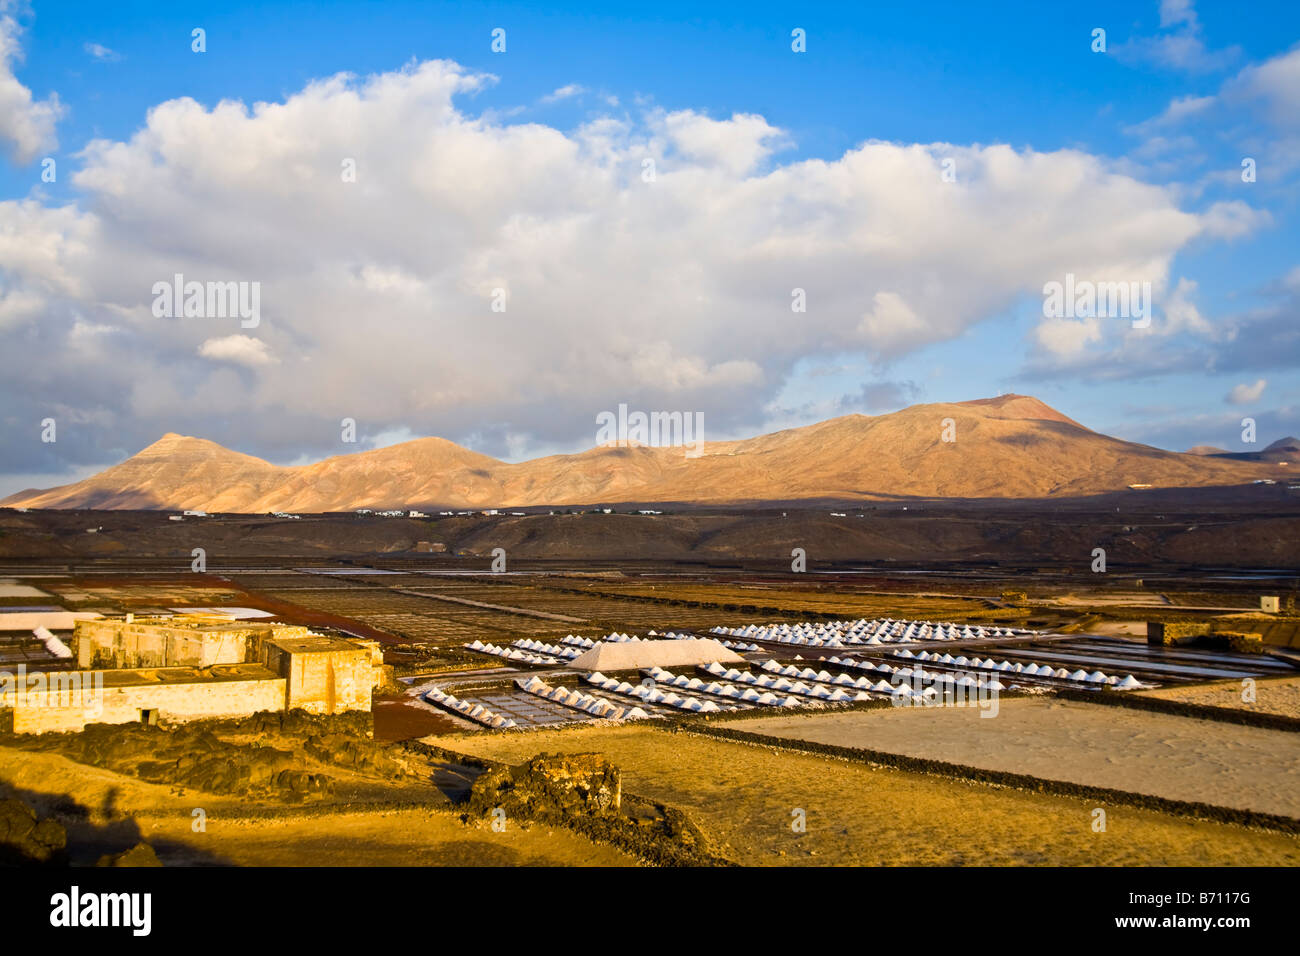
left=1, top=0, right=1298, bottom=491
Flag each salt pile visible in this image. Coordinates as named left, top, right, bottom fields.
left=750, top=657, right=1002, bottom=699
left=512, top=638, right=581, bottom=660
left=464, top=639, right=558, bottom=666
left=710, top=616, right=1040, bottom=648
left=32, top=625, right=72, bottom=659
left=423, top=685, right=517, bottom=729
left=515, top=675, right=645, bottom=721
left=567, top=638, right=743, bottom=671
left=890, top=649, right=1136, bottom=689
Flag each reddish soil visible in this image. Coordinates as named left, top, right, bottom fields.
left=373, top=697, right=464, bottom=741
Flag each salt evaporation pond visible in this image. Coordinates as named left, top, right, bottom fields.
left=722, top=697, right=1300, bottom=818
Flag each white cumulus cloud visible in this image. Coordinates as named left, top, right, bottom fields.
left=0, top=4, right=63, bottom=163
left=0, top=58, right=1246, bottom=468
left=199, top=334, right=279, bottom=367
left=541, top=83, right=584, bottom=103
left=1226, top=379, right=1267, bottom=405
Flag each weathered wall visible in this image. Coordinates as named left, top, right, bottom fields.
left=258, top=638, right=382, bottom=715
left=8, top=619, right=380, bottom=732
left=287, top=649, right=374, bottom=714
left=11, top=673, right=286, bottom=734
left=1147, top=620, right=1264, bottom=652
left=73, top=619, right=311, bottom=669
left=1147, top=621, right=1212, bottom=645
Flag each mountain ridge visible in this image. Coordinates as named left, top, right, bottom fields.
left=4, top=394, right=1289, bottom=511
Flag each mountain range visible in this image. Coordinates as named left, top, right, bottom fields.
left=1185, top=437, right=1300, bottom=463
left=3, top=395, right=1291, bottom=512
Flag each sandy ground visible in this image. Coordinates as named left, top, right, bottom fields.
left=1057, top=594, right=1169, bottom=607
left=424, top=724, right=1300, bottom=866
left=0, top=744, right=636, bottom=867
left=723, top=698, right=1300, bottom=818
left=1139, top=675, right=1300, bottom=719
left=127, top=809, right=636, bottom=866
left=1081, top=621, right=1147, bottom=638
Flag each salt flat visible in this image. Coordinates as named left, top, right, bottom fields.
left=723, top=697, right=1300, bottom=818
left=1139, top=675, right=1300, bottom=720
left=0, top=583, right=50, bottom=599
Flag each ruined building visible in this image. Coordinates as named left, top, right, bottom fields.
left=3, top=614, right=384, bottom=734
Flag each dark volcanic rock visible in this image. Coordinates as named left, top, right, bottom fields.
left=466, top=752, right=621, bottom=821
left=0, top=798, right=67, bottom=865
left=96, top=842, right=162, bottom=867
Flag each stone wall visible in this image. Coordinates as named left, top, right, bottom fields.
left=1147, top=620, right=1212, bottom=645
left=73, top=618, right=311, bottom=669
left=286, top=648, right=375, bottom=714
left=5, top=617, right=383, bottom=732
left=1147, top=620, right=1263, bottom=652
left=11, top=670, right=287, bottom=734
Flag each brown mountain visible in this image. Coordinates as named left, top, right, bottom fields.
left=1185, top=436, right=1300, bottom=464
left=3, top=395, right=1288, bottom=511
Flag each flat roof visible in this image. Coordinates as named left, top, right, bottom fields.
left=81, top=663, right=281, bottom=687
left=84, top=615, right=281, bottom=632
left=266, top=634, right=367, bottom=654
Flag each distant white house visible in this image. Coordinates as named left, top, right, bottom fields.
left=183, top=509, right=208, bottom=517
left=408, top=510, right=427, bottom=518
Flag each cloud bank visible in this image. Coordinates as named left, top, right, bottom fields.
left=0, top=57, right=1254, bottom=475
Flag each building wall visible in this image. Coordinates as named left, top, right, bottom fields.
left=7, top=618, right=382, bottom=732
left=299, top=651, right=367, bottom=714
left=73, top=619, right=311, bottom=669
left=285, top=648, right=374, bottom=714
left=258, top=639, right=382, bottom=715
left=11, top=675, right=287, bottom=734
